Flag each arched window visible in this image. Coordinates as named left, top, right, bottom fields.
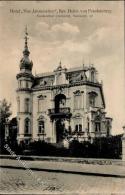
left=79, top=124, right=82, bottom=132
left=17, top=97, right=20, bottom=112
left=38, top=120, right=45, bottom=134
left=74, top=116, right=82, bottom=132
left=75, top=124, right=82, bottom=132
left=54, top=94, right=66, bottom=113
left=75, top=124, right=79, bottom=132
left=25, top=98, right=30, bottom=112
left=95, top=115, right=101, bottom=132
left=24, top=118, right=30, bottom=134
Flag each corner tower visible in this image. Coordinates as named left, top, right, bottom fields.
left=16, top=27, right=34, bottom=144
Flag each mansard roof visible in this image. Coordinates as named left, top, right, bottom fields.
left=35, top=65, right=89, bottom=78
left=33, top=64, right=99, bottom=88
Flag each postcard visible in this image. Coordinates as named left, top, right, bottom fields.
left=0, top=1, right=124, bottom=194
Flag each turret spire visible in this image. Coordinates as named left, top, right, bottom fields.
left=23, top=26, right=30, bottom=56
left=20, top=26, right=33, bottom=71
left=59, top=60, right=62, bottom=68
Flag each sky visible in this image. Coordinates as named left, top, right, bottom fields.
left=0, top=1, right=124, bottom=134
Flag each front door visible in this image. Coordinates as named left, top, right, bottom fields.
left=56, top=119, right=65, bottom=144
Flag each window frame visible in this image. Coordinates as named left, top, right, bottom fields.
left=38, top=120, right=45, bottom=134
left=75, top=124, right=82, bottom=132
left=24, top=118, right=30, bottom=134
left=74, top=94, right=82, bottom=109
left=25, top=98, right=30, bottom=113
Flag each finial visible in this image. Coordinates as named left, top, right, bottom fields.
left=55, top=60, right=62, bottom=71
left=83, top=62, right=85, bottom=70
left=59, top=60, right=62, bottom=68
left=82, top=57, right=84, bottom=67
left=89, top=56, right=91, bottom=67
left=23, top=26, right=30, bottom=56
left=20, top=26, right=33, bottom=71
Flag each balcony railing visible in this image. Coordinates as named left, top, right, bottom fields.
left=48, top=107, right=70, bottom=114
left=24, top=133, right=32, bottom=137
left=89, top=106, right=104, bottom=112
left=48, top=107, right=71, bottom=119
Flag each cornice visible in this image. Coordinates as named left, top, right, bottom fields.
left=16, top=88, right=32, bottom=93
left=16, top=72, right=34, bottom=80
left=17, top=112, right=32, bottom=115
left=32, top=81, right=102, bottom=92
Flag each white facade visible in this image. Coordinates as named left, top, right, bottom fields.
left=16, top=33, right=112, bottom=144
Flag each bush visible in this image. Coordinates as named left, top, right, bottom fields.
left=1, top=135, right=122, bottom=159
left=28, top=140, right=69, bottom=156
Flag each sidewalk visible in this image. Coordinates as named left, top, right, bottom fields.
left=0, top=158, right=125, bottom=178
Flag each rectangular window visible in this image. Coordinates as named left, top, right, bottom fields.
left=74, top=95, right=81, bottom=109
left=25, top=98, right=30, bottom=112
left=87, top=121, right=90, bottom=132
left=24, top=118, right=30, bottom=134
left=38, top=98, right=46, bottom=112
left=89, top=96, right=95, bottom=107
left=95, top=122, right=101, bottom=132
left=26, top=81, right=29, bottom=88
left=19, top=80, right=22, bottom=88
left=38, top=99, right=41, bottom=112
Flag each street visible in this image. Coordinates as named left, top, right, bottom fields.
left=0, top=167, right=125, bottom=194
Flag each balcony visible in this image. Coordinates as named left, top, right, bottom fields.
left=89, top=106, right=104, bottom=112
left=24, top=133, right=32, bottom=137
left=48, top=107, right=72, bottom=119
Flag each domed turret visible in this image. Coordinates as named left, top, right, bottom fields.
left=20, top=26, right=33, bottom=71
left=16, top=27, right=33, bottom=144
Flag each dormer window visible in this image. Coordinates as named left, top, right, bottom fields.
left=40, top=80, right=47, bottom=86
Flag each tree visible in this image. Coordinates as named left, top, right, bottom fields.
left=9, top=117, right=17, bottom=138
left=0, top=99, right=12, bottom=147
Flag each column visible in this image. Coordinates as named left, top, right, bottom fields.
left=52, top=120, right=56, bottom=143
left=82, top=117, right=84, bottom=131
left=82, top=92, right=84, bottom=109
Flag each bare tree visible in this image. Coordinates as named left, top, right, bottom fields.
left=0, top=99, right=12, bottom=145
